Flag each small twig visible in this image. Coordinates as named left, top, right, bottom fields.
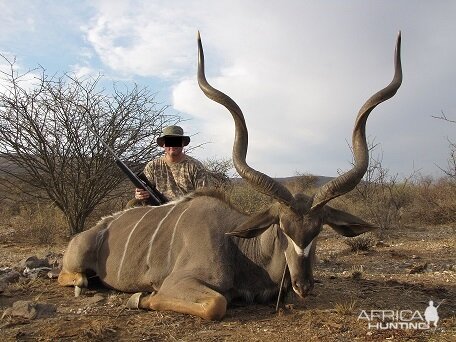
left=275, top=263, right=288, bottom=312
left=116, top=307, right=126, bottom=318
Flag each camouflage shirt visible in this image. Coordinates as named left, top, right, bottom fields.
left=143, top=155, right=211, bottom=201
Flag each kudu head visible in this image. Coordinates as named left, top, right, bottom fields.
left=197, top=32, right=402, bottom=298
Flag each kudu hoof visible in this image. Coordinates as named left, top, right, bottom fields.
left=126, top=292, right=146, bottom=309
left=74, top=286, right=84, bottom=297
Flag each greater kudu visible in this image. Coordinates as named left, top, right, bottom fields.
left=58, top=32, right=402, bottom=320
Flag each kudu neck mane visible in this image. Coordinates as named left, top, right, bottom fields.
left=182, top=188, right=257, bottom=215
left=185, top=187, right=314, bottom=214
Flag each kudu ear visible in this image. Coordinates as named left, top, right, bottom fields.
left=226, top=205, right=279, bottom=239
left=323, top=206, right=377, bottom=237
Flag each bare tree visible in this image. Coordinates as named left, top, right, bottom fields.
left=203, top=156, right=235, bottom=188
left=0, top=56, right=178, bottom=235
left=287, top=172, right=319, bottom=195
left=343, top=140, right=414, bottom=232
left=433, top=111, right=456, bottom=182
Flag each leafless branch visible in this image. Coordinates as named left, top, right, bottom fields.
left=0, top=55, right=179, bottom=234
left=432, top=111, right=455, bottom=181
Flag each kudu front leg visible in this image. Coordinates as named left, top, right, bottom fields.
left=128, top=279, right=227, bottom=320
left=58, top=271, right=88, bottom=297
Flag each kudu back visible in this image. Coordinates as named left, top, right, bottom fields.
left=59, top=32, right=402, bottom=320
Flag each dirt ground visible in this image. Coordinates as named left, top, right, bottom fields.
left=1, top=224, right=455, bottom=341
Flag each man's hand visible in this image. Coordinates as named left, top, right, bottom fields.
left=135, top=188, right=150, bottom=200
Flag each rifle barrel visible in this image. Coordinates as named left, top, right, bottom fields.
left=83, top=116, right=166, bottom=205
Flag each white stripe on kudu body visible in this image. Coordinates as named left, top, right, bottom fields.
left=96, top=211, right=129, bottom=255
left=146, top=204, right=178, bottom=263
left=117, top=207, right=156, bottom=281
left=167, top=205, right=192, bottom=265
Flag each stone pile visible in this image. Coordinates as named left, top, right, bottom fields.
left=1, top=253, right=62, bottom=320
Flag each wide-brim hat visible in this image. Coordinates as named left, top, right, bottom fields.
left=156, top=125, right=190, bottom=147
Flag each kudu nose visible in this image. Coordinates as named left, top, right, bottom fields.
left=293, top=279, right=314, bottom=297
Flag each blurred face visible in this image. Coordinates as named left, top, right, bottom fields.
left=164, top=145, right=183, bottom=157
left=164, top=137, right=184, bottom=158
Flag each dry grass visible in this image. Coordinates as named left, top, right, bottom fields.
left=0, top=174, right=455, bottom=245
left=334, top=299, right=357, bottom=316
left=344, top=233, right=377, bottom=253
left=405, top=177, right=456, bottom=225
left=1, top=203, right=455, bottom=340
left=0, top=178, right=133, bottom=243
left=228, top=180, right=273, bottom=214
left=332, top=176, right=456, bottom=233
left=0, top=201, right=67, bottom=244
left=283, top=173, right=319, bottom=195
left=350, top=265, right=364, bottom=280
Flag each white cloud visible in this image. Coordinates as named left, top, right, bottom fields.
left=70, top=64, right=98, bottom=79
left=84, top=1, right=201, bottom=78
left=79, top=1, right=456, bottom=177
left=0, top=2, right=37, bottom=37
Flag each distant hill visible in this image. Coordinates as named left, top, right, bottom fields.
left=1, top=154, right=335, bottom=190
left=275, top=175, right=333, bottom=187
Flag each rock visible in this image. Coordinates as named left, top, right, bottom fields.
left=1, top=300, right=56, bottom=320
left=44, top=252, right=63, bottom=268
left=409, top=262, right=428, bottom=274
left=375, top=241, right=390, bottom=248
left=0, top=267, right=13, bottom=275
left=47, top=268, right=61, bottom=279
left=0, top=270, right=21, bottom=284
left=390, top=250, right=405, bottom=258
left=19, top=256, right=56, bottom=279
left=23, top=256, right=51, bottom=269
left=352, top=271, right=362, bottom=280
left=82, top=294, right=105, bottom=305
left=23, top=267, right=53, bottom=279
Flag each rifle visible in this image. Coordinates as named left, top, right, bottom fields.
left=86, top=121, right=168, bottom=206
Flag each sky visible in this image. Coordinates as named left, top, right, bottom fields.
left=0, top=0, right=455, bottom=179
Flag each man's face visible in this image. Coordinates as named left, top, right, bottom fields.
left=164, top=137, right=184, bottom=157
